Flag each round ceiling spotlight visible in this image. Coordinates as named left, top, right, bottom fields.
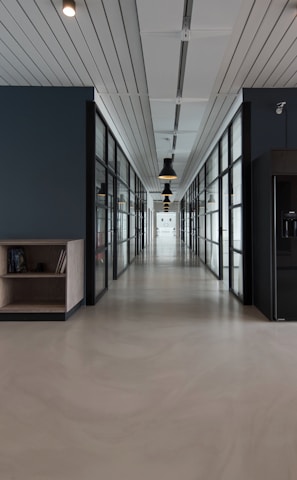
left=63, top=0, right=76, bottom=17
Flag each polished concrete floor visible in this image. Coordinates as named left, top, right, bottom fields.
left=1, top=237, right=297, bottom=479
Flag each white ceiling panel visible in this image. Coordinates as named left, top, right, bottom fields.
left=150, top=101, right=176, bottom=131
left=141, top=36, right=181, bottom=98
left=191, top=0, right=244, bottom=29
left=136, top=0, right=184, bottom=33
left=175, top=133, right=198, bottom=155
left=183, top=36, right=231, bottom=99
left=155, top=134, right=174, bottom=157
left=178, top=102, right=208, bottom=131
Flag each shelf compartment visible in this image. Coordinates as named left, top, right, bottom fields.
left=1, top=273, right=66, bottom=279
left=0, top=301, right=65, bottom=313
left=0, top=239, right=84, bottom=320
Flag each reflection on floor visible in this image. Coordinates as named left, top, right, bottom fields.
left=1, top=237, right=297, bottom=480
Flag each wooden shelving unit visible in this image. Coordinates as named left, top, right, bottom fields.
left=0, top=239, right=84, bottom=320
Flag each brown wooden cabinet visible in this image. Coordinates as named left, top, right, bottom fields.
left=0, top=239, right=84, bottom=320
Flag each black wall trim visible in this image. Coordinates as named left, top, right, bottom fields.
left=242, top=102, right=252, bottom=304
left=86, top=101, right=96, bottom=305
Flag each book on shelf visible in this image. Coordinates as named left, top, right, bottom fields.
left=55, top=249, right=66, bottom=274
left=60, top=254, right=67, bottom=274
left=7, top=247, right=27, bottom=273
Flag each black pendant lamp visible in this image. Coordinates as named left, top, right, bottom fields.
left=163, top=196, right=171, bottom=205
left=207, top=194, right=216, bottom=204
left=158, top=158, right=177, bottom=180
left=161, top=183, right=173, bottom=196
left=118, top=194, right=126, bottom=205
left=97, top=182, right=106, bottom=197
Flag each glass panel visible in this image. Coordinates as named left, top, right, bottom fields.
left=211, top=212, right=219, bottom=244
left=222, top=173, right=229, bottom=286
left=95, top=206, right=106, bottom=297
left=117, top=181, right=128, bottom=213
left=108, top=244, right=113, bottom=285
left=130, top=169, right=135, bottom=192
left=206, top=180, right=219, bottom=212
left=130, top=192, right=135, bottom=214
left=96, top=114, right=106, bottom=161
left=95, top=250, right=106, bottom=296
left=96, top=161, right=106, bottom=206
left=186, top=212, right=190, bottom=245
left=117, top=241, right=128, bottom=273
left=206, top=241, right=211, bottom=265
left=108, top=134, right=116, bottom=171
left=232, top=206, right=242, bottom=251
left=231, top=112, right=242, bottom=163
left=221, top=132, right=229, bottom=172
left=199, top=238, right=205, bottom=262
left=231, top=160, right=242, bottom=205
left=96, top=207, right=106, bottom=248
left=199, top=214, right=205, bottom=238
left=108, top=174, right=114, bottom=211
left=232, top=252, right=243, bottom=297
left=199, top=193, right=205, bottom=213
left=206, top=242, right=219, bottom=276
left=199, top=168, right=205, bottom=192
left=117, top=213, right=128, bottom=241
left=206, top=214, right=211, bottom=240
left=117, top=149, right=129, bottom=183
left=107, top=173, right=114, bottom=285
left=130, top=214, right=136, bottom=238
left=206, top=148, right=218, bottom=185
left=129, top=239, right=136, bottom=262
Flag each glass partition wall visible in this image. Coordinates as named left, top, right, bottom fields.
left=86, top=105, right=147, bottom=304
left=181, top=108, right=249, bottom=303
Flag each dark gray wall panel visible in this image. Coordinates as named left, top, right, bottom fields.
left=0, top=86, right=94, bottom=239
left=243, top=88, right=297, bottom=161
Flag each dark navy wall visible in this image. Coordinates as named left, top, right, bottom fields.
left=243, top=88, right=297, bottom=161
left=0, top=86, right=94, bottom=239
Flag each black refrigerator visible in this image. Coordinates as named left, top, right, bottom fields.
left=252, top=150, right=297, bottom=321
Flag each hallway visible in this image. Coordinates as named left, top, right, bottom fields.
left=1, top=237, right=297, bottom=479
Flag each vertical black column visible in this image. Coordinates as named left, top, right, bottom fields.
left=242, top=102, right=252, bottom=304
left=86, top=101, right=96, bottom=304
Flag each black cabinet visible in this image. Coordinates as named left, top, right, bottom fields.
left=252, top=150, right=297, bottom=320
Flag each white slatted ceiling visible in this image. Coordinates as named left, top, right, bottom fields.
left=0, top=0, right=297, bottom=200
left=179, top=0, right=297, bottom=196
left=0, top=0, right=159, bottom=192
